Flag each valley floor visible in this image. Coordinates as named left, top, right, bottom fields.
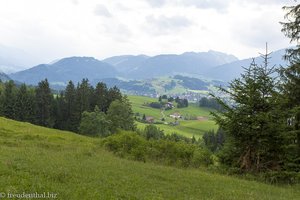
left=0, top=117, right=299, bottom=200
left=129, top=95, right=219, bottom=139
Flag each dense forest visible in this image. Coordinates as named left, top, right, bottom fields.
left=0, top=79, right=135, bottom=134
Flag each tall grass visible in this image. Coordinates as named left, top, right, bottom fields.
left=0, top=117, right=299, bottom=199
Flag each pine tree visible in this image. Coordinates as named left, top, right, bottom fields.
left=74, top=79, right=93, bottom=131
left=52, top=92, right=65, bottom=129
left=106, top=86, right=122, bottom=111
left=1, top=80, right=16, bottom=119
left=64, top=81, right=77, bottom=132
left=281, top=4, right=300, bottom=61
left=94, top=82, right=109, bottom=112
left=14, top=84, right=35, bottom=122
left=280, top=4, right=300, bottom=171
left=212, top=51, right=285, bottom=172
left=35, top=79, right=53, bottom=127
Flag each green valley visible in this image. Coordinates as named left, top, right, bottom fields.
left=129, top=95, right=218, bottom=139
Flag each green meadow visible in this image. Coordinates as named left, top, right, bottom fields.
left=136, top=120, right=218, bottom=139
left=0, top=117, right=299, bottom=199
left=128, top=95, right=218, bottom=139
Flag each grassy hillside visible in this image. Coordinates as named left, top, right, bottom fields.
left=129, top=95, right=218, bottom=138
left=0, top=117, right=299, bottom=199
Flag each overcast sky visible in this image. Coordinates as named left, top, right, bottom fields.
left=0, top=0, right=297, bottom=65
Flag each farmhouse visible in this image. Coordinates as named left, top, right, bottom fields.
left=169, top=112, right=181, bottom=119
left=165, top=102, right=174, bottom=108
left=145, top=116, right=155, bottom=123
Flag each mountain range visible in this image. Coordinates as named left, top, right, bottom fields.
left=207, top=49, right=287, bottom=81
left=0, top=72, right=11, bottom=82
left=10, top=57, right=116, bottom=86
left=6, top=48, right=288, bottom=90
left=103, top=51, right=238, bottom=79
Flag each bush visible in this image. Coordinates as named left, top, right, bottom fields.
left=192, top=148, right=213, bottom=168
left=102, top=131, right=213, bottom=168
left=144, top=125, right=164, bottom=140
left=103, top=131, right=146, bottom=157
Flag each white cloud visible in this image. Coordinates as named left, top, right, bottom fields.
left=145, top=15, right=193, bottom=35
left=179, top=0, right=230, bottom=12
left=94, top=4, right=112, bottom=17
left=145, top=0, right=166, bottom=7
left=0, top=0, right=294, bottom=68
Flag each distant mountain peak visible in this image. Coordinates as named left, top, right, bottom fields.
left=54, top=56, right=98, bottom=64
left=10, top=56, right=117, bottom=85
left=0, top=72, right=11, bottom=81
left=207, top=48, right=288, bottom=81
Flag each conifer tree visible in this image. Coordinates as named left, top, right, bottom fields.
left=74, top=79, right=93, bottom=130
left=106, top=86, right=122, bottom=112
left=212, top=51, right=285, bottom=172
left=14, top=84, right=35, bottom=122
left=280, top=3, right=300, bottom=171
left=1, top=80, right=16, bottom=119
left=94, top=82, right=108, bottom=112
left=35, top=79, right=53, bottom=127
left=64, top=81, right=77, bottom=131
left=52, top=92, right=65, bottom=129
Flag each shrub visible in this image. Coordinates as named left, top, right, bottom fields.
left=103, top=131, right=146, bottom=157
left=192, top=148, right=213, bottom=168
left=102, top=131, right=213, bottom=169
left=144, top=125, right=164, bottom=140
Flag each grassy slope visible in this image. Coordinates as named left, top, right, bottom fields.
left=129, top=95, right=218, bottom=138
left=136, top=120, right=218, bottom=138
left=129, top=95, right=162, bottom=119
left=0, top=117, right=299, bottom=200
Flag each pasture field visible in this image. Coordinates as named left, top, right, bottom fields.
left=129, top=95, right=218, bottom=138
left=0, top=117, right=299, bottom=199
left=136, top=120, right=218, bottom=138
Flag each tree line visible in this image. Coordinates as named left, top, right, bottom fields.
left=0, top=79, right=135, bottom=134
left=199, top=97, right=224, bottom=111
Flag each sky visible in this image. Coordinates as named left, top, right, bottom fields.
left=0, top=0, right=297, bottom=67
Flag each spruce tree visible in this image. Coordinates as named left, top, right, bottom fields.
left=74, top=79, right=93, bottom=131
left=212, top=51, right=285, bottom=172
left=94, top=82, right=108, bottom=112
left=280, top=3, right=300, bottom=171
left=106, top=86, right=122, bottom=111
left=64, top=81, right=77, bottom=132
left=52, top=92, right=65, bottom=129
left=1, top=80, right=16, bottom=119
left=14, top=84, right=35, bottom=122
left=35, top=79, right=53, bottom=127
